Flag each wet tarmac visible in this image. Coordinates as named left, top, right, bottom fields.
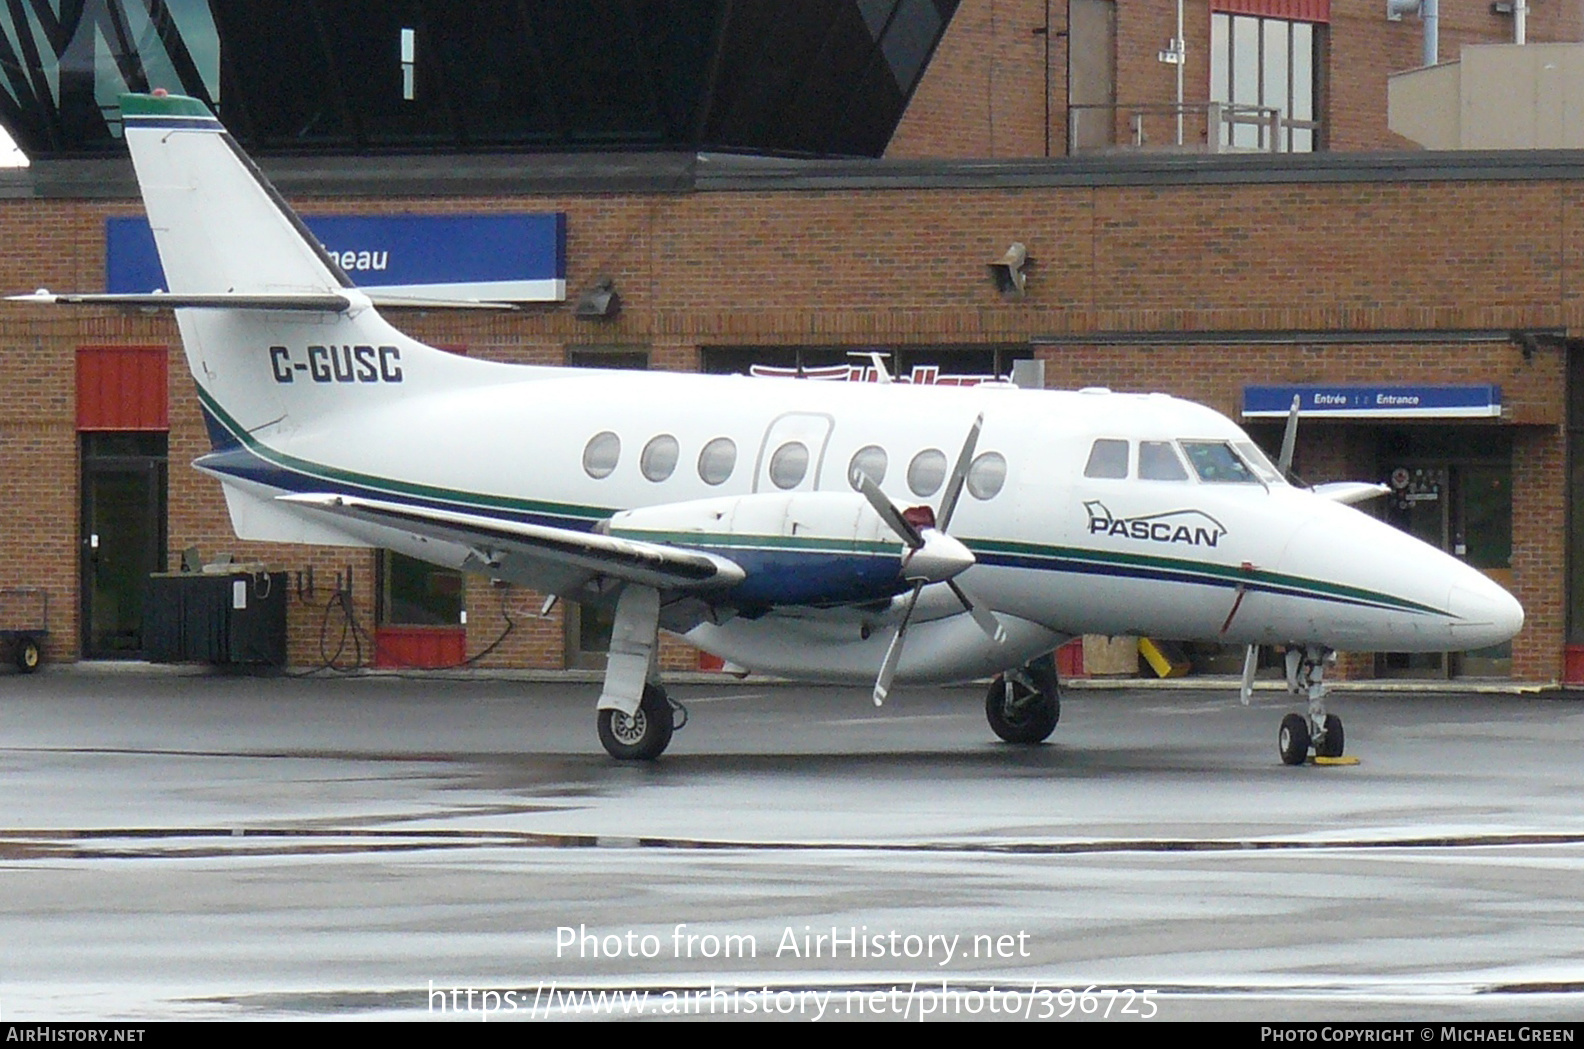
left=1, top=668, right=1582, bottom=1021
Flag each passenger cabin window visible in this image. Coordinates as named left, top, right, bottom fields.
left=1181, top=441, right=1258, bottom=483
left=769, top=441, right=809, bottom=489
left=908, top=449, right=947, bottom=496
left=967, top=452, right=1007, bottom=500
left=848, top=445, right=888, bottom=489
left=1084, top=439, right=1129, bottom=479
left=583, top=431, right=620, bottom=479
left=640, top=434, right=679, bottom=482
left=1138, top=440, right=1189, bottom=481
left=698, top=437, right=736, bottom=485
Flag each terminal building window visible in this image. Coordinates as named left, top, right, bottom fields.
left=1209, top=10, right=1323, bottom=151
left=378, top=551, right=464, bottom=627
left=568, top=345, right=650, bottom=371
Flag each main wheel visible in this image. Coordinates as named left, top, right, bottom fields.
left=597, top=684, right=675, bottom=760
left=1314, top=714, right=1345, bottom=759
left=1278, top=713, right=1310, bottom=766
left=985, top=667, right=1060, bottom=744
left=14, top=636, right=40, bottom=673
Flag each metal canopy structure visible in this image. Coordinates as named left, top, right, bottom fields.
left=0, top=0, right=958, bottom=159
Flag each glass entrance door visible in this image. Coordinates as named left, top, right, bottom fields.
left=1451, top=463, right=1513, bottom=677
left=1379, top=457, right=1512, bottom=678
left=80, top=434, right=167, bottom=658
left=1380, top=465, right=1450, bottom=677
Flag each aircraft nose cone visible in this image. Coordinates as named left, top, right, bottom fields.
left=1447, top=572, right=1525, bottom=649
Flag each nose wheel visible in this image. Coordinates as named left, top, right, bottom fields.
left=985, top=656, right=1061, bottom=744
left=1277, top=645, right=1345, bottom=765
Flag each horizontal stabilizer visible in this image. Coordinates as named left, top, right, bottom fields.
left=8, top=290, right=352, bottom=312
left=362, top=292, right=518, bottom=310
left=9, top=290, right=517, bottom=312
left=278, top=493, right=746, bottom=593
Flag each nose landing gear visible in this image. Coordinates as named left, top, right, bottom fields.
left=986, top=656, right=1061, bottom=744
left=1277, top=645, right=1344, bottom=766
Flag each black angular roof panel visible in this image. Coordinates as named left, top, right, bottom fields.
left=0, top=0, right=958, bottom=159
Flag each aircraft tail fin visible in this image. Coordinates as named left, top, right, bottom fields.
left=107, top=92, right=490, bottom=447
left=120, top=93, right=352, bottom=299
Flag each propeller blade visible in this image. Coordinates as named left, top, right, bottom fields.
left=1239, top=643, right=1259, bottom=705
left=873, top=582, right=923, bottom=706
left=1277, top=395, right=1300, bottom=478
left=858, top=473, right=923, bottom=549
left=946, top=579, right=1006, bottom=644
left=936, top=413, right=984, bottom=532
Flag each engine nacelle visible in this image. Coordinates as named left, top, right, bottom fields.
left=606, top=491, right=906, bottom=607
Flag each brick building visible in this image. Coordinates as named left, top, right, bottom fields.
left=0, top=1, right=1578, bottom=681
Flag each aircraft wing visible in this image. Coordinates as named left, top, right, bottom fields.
left=278, top=493, right=746, bottom=596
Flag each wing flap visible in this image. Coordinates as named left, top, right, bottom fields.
left=278, top=493, right=746, bottom=593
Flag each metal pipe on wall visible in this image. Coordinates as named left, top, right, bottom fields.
left=1424, top=0, right=1439, bottom=66
left=1386, top=1, right=1438, bottom=68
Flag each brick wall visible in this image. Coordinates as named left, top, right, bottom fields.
left=890, top=0, right=1051, bottom=158
left=890, top=0, right=1584, bottom=159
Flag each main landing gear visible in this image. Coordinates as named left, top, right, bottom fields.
left=598, top=683, right=677, bottom=761
left=1277, top=644, right=1345, bottom=766
left=986, top=655, right=1061, bottom=744
left=594, top=584, right=688, bottom=761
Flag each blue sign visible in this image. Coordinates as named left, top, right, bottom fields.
left=107, top=213, right=566, bottom=304
left=1243, top=384, right=1502, bottom=420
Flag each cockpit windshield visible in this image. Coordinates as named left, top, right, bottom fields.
left=1180, top=441, right=1259, bottom=484
left=1082, top=436, right=1282, bottom=485
left=1233, top=441, right=1285, bottom=485
left=1138, top=440, right=1189, bottom=481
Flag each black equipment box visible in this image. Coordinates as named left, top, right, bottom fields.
left=143, top=571, right=287, bottom=666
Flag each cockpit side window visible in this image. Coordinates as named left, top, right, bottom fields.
left=1138, top=440, right=1189, bottom=481
left=1084, top=438, right=1129, bottom=479
left=1180, top=441, right=1258, bottom=483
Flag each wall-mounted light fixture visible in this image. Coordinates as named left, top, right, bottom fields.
left=574, top=277, right=621, bottom=319
left=987, top=243, right=1031, bottom=299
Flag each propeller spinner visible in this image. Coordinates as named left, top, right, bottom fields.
left=859, top=413, right=1006, bottom=705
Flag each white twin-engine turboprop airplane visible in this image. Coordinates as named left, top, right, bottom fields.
left=12, top=93, right=1525, bottom=764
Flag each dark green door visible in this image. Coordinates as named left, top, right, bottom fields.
left=81, top=434, right=167, bottom=658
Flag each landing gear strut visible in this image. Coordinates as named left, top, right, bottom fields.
left=986, top=655, right=1061, bottom=744
left=598, top=682, right=675, bottom=761
left=1278, top=644, right=1344, bottom=765
left=594, top=585, right=680, bottom=760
